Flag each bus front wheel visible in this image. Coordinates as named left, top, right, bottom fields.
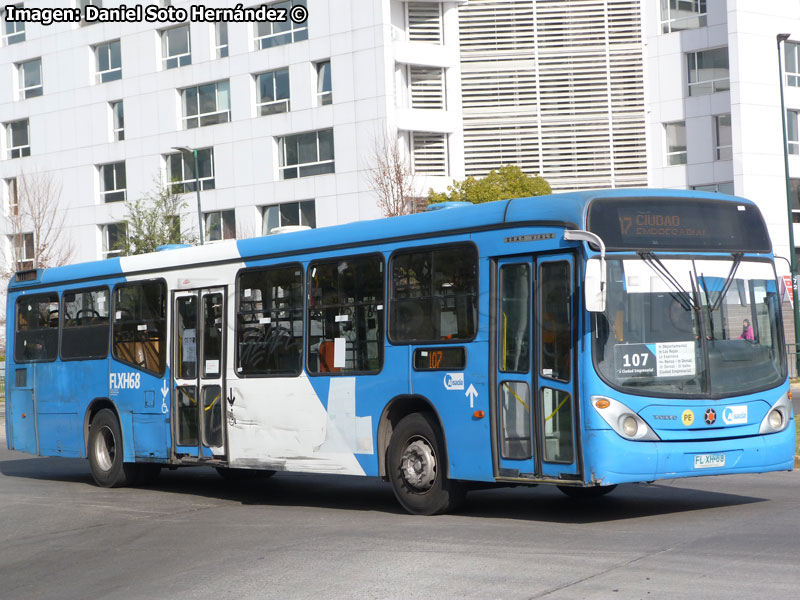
left=387, top=413, right=465, bottom=515
left=88, top=409, right=137, bottom=488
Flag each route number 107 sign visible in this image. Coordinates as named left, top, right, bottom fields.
left=614, top=341, right=696, bottom=379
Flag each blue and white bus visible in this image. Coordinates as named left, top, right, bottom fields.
left=5, top=189, right=795, bottom=514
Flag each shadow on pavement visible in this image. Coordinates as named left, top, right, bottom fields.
left=0, top=453, right=768, bottom=523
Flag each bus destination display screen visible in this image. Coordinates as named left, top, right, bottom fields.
left=587, top=197, right=772, bottom=252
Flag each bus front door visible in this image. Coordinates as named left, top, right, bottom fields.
left=494, top=254, right=580, bottom=480
left=172, top=288, right=227, bottom=460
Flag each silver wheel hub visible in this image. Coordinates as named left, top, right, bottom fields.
left=94, top=425, right=115, bottom=472
left=400, top=437, right=437, bottom=492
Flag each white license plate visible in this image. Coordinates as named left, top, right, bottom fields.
left=694, top=453, right=726, bottom=469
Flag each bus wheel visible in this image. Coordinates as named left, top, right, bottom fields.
left=215, top=467, right=276, bottom=481
left=388, top=413, right=465, bottom=515
left=557, top=484, right=617, bottom=499
left=88, top=409, right=137, bottom=488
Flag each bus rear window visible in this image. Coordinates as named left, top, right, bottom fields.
left=62, top=288, right=110, bottom=360
left=112, top=281, right=167, bottom=375
left=15, top=293, right=59, bottom=363
left=390, top=244, right=478, bottom=343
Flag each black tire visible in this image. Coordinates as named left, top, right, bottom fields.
left=215, top=466, right=276, bottom=481
left=87, top=409, right=138, bottom=488
left=557, top=484, right=617, bottom=499
left=387, top=413, right=465, bottom=515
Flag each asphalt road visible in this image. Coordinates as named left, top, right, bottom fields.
left=1, top=410, right=799, bottom=600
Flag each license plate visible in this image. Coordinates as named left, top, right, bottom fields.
left=694, top=453, right=726, bottom=469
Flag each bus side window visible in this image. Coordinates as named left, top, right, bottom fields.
left=307, top=254, right=384, bottom=374
left=14, top=293, right=59, bottom=363
left=237, top=264, right=303, bottom=377
left=389, top=244, right=478, bottom=343
left=112, top=280, right=167, bottom=375
left=61, top=287, right=110, bottom=360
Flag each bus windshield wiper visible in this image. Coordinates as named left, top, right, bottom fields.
left=638, top=251, right=695, bottom=311
left=705, top=252, right=743, bottom=313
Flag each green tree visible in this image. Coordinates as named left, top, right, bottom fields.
left=116, top=180, right=197, bottom=255
left=428, top=165, right=551, bottom=205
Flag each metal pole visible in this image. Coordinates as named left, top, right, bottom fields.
left=192, top=148, right=204, bottom=245
left=777, top=33, right=800, bottom=377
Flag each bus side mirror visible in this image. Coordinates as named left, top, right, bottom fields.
left=585, top=258, right=606, bottom=313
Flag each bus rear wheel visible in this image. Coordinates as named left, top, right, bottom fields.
left=388, top=413, right=465, bottom=515
left=88, top=409, right=137, bottom=488
left=557, top=484, right=617, bottom=499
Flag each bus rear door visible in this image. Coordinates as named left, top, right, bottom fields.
left=172, top=288, right=227, bottom=460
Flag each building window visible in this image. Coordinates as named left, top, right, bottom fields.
left=181, top=80, right=230, bottom=129
left=95, top=40, right=122, bottom=83
left=110, top=100, right=124, bottom=141
left=166, top=148, right=215, bottom=193
left=789, top=110, right=800, bottom=155
left=791, top=180, right=800, bottom=223
left=406, top=2, right=443, bottom=44
left=205, top=209, right=236, bottom=242
left=11, top=231, right=34, bottom=271
left=278, top=129, right=335, bottom=179
left=412, top=132, right=448, bottom=175
left=2, top=3, right=25, bottom=45
left=714, top=114, right=732, bottom=161
left=687, top=47, right=729, bottom=96
left=785, top=42, right=800, bottom=87
left=408, top=66, right=445, bottom=109
left=215, top=22, right=228, bottom=58
left=255, top=68, right=290, bottom=115
left=692, top=182, right=734, bottom=195
left=5, top=177, right=18, bottom=215
left=664, top=122, right=687, bottom=165
left=18, top=58, right=42, bottom=99
left=6, top=118, right=30, bottom=158
left=262, top=200, right=316, bottom=234
left=79, top=0, right=103, bottom=24
left=316, top=61, right=332, bottom=106
left=99, top=161, right=126, bottom=202
left=254, top=0, right=308, bottom=49
left=660, top=0, right=706, bottom=34
left=102, top=222, right=126, bottom=258
left=161, top=24, right=191, bottom=69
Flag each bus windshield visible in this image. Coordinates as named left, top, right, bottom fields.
left=593, top=257, right=785, bottom=397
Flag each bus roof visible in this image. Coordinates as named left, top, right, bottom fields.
left=12, top=188, right=760, bottom=290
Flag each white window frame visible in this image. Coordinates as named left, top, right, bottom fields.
left=161, top=24, right=191, bottom=70
left=254, top=0, right=308, bottom=50
left=789, top=110, right=800, bottom=155
left=692, top=182, right=734, bottom=195
left=17, top=58, right=42, bottom=99
left=5, top=177, right=19, bottom=215
left=2, top=3, right=25, bottom=45
left=95, top=40, right=122, bottom=83
left=11, top=231, right=34, bottom=271
left=255, top=68, right=290, bottom=116
left=215, top=22, right=228, bottom=58
left=6, top=118, right=30, bottom=158
left=278, top=129, right=335, bottom=179
left=660, top=0, right=707, bottom=34
left=99, top=161, right=126, bottom=202
left=204, top=209, right=236, bottom=242
left=101, top=222, right=126, bottom=259
left=664, top=121, right=687, bottom=165
left=714, top=114, right=732, bottom=161
left=165, top=148, right=216, bottom=193
left=687, top=47, right=729, bottom=96
left=110, top=100, right=124, bottom=141
left=261, top=200, right=316, bottom=234
left=787, top=42, right=800, bottom=87
left=412, top=131, right=449, bottom=175
left=315, top=61, right=332, bottom=106
left=181, top=80, right=230, bottom=129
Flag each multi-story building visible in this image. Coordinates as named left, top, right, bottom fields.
left=644, top=0, right=800, bottom=265
left=0, top=0, right=465, bottom=269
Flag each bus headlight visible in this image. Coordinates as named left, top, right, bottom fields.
left=591, top=396, right=660, bottom=441
left=759, top=392, right=792, bottom=434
